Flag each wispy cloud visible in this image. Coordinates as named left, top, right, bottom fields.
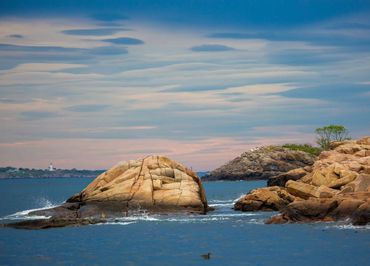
left=7, top=34, right=23, bottom=38
left=62, top=28, right=129, bottom=36
left=20, top=111, right=58, bottom=120
left=65, top=104, right=109, bottom=112
left=190, top=44, right=235, bottom=52
left=102, top=37, right=144, bottom=45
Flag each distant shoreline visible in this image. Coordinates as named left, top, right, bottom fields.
left=0, top=167, right=210, bottom=180
left=0, top=167, right=105, bottom=179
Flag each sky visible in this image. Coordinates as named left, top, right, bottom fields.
left=0, top=0, right=369, bottom=170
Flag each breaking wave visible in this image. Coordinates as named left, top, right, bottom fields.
left=325, top=224, right=370, bottom=231
left=1, top=197, right=59, bottom=221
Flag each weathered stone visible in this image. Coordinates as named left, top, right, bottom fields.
left=66, top=155, right=207, bottom=211
left=203, top=146, right=315, bottom=181
left=311, top=169, right=338, bottom=187
left=327, top=170, right=358, bottom=189
left=267, top=193, right=370, bottom=225
left=285, top=180, right=337, bottom=199
left=234, top=186, right=295, bottom=211
left=341, top=174, right=370, bottom=192
left=351, top=202, right=370, bottom=225
left=267, top=167, right=309, bottom=187
left=266, top=198, right=339, bottom=224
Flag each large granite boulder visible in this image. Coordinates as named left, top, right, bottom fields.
left=4, top=155, right=209, bottom=229
left=67, top=155, right=207, bottom=210
left=234, top=136, right=370, bottom=225
left=203, top=146, right=315, bottom=181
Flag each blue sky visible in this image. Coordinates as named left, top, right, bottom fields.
left=0, top=0, right=369, bottom=170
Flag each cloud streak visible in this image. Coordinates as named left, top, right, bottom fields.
left=190, top=44, right=235, bottom=52
left=102, top=37, right=144, bottom=45
left=62, top=28, right=129, bottom=36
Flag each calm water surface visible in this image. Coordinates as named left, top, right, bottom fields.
left=0, top=178, right=369, bottom=266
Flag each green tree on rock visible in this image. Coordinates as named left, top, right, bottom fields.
left=315, top=125, right=350, bottom=150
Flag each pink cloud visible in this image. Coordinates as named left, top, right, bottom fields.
left=0, top=129, right=316, bottom=171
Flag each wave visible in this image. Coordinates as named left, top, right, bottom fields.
left=163, top=217, right=230, bottom=222
left=325, top=224, right=370, bottom=230
left=209, top=213, right=259, bottom=217
left=209, top=199, right=234, bottom=203
left=245, top=218, right=265, bottom=225
left=1, top=198, right=59, bottom=221
left=232, top=194, right=247, bottom=203
left=209, top=203, right=233, bottom=207
left=96, top=221, right=137, bottom=226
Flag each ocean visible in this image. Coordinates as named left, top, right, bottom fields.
left=0, top=178, right=369, bottom=266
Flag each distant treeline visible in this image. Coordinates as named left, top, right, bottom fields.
left=0, top=167, right=208, bottom=179
left=0, top=167, right=105, bottom=179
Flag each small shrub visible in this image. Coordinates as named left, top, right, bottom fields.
left=282, top=143, right=322, bottom=156
left=315, top=125, right=351, bottom=150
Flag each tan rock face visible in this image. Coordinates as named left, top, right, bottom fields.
left=267, top=167, right=310, bottom=187
left=234, top=186, right=296, bottom=211
left=266, top=193, right=370, bottom=225
left=285, top=180, right=337, bottom=199
left=68, top=155, right=208, bottom=212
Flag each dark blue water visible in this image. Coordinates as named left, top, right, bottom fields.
left=0, top=178, right=369, bottom=266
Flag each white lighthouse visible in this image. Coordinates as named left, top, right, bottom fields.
left=48, top=163, right=54, bottom=171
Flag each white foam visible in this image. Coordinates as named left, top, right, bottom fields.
left=2, top=198, right=59, bottom=221
left=246, top=218, right=265, bottom=225
left=325, top=224, right=370, bottom=230
left=209, top=199, right=234, bottom=203
left=113, top=216, right=160, bottom=222
left=163, top=216, right=230, bottom=222
left=209, top=213, right=258, bottom=217
left=233, top=194, right=248, bottom=203
left=97, top=221, right=137, bottom=226
left=209, top=203, right=233, bottom=207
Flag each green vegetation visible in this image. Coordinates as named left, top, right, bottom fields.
left=263, top=145, right=283, bottom=152
left=315, top=125, right=351, bottom=150
left=282, top=143, right=322, bottom=156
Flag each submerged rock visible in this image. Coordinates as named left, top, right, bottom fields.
left=203, top=146, right=315, bottom=181
left=235, top=136, right=370, bottom=226
left=4, top=155, right=209, bottom=229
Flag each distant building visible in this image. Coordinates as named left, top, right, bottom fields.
left=48, top=163, right=54, bottom=171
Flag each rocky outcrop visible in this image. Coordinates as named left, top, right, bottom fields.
left=4, top=155, right=209, bottom=229
left=234, top=186, right=296, bottom=211
left=234, top=137, right=370, bottom=225
left=67, top=155, right=207, bottom=210
left=266, top=192, right=370, bottom=225
left=203, top=146, right=315, bottom=181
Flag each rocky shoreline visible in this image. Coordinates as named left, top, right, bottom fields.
left=234, top=137, right=370, bottom=225
left=0, top=168, right=105, bottom=179
left=2, top=137, right=369, bottom=229
left=202, top=146, right=315, bottom=181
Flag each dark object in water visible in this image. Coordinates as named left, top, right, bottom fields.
left=201, top=253, right=211, bottom=260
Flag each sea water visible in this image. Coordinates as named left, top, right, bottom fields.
left=0, top=178, right=369, bottom=266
